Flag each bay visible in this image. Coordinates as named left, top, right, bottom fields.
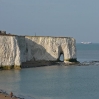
left=0, top=43, right=99, bottom=99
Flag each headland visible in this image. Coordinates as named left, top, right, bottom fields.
left=0, top=30, right=77, bottom=69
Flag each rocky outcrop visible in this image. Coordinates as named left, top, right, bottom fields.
left=25, top=36, right=76, bottom=62
left=0, top=35, right=77, bottom=69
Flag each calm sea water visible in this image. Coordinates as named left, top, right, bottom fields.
left=77, top=43, right=99, bottom=62
left=0, top=43, right=99, bottom=99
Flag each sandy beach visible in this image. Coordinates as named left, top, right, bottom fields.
left=0, top=92, right=20, bottom=99
left=0, top=93, right=20, bottom=99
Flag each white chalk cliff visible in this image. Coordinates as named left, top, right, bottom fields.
left=0, top=35, right=77, bottom=69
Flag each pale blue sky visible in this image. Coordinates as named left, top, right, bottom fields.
left=0, top=0, right=99, bottom=43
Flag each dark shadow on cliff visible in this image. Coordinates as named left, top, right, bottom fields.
left=21, top=37, right=61, bottom=68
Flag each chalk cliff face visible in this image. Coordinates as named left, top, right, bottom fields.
left=0, top=35, right=77, bottom=69
left=0, top=36, right=26, bottom=69
left=25, top=36, right=76, bottom=62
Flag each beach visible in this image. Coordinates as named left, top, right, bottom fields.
left=0, top=93, right=18, bottom=99
left=0, top=92, right=20, bottom=99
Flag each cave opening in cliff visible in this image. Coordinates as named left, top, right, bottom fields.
left=59, top=53, right=64, bottom=62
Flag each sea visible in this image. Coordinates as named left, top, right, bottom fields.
left=0, top=43, right=99, bottom=99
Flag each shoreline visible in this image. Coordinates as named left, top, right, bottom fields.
left=0, top=61, right=79, bottom=70
left=0, top=90, right=24, bottom=99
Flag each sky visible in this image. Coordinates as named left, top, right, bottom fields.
left=0, top=0, right=99, bottom=43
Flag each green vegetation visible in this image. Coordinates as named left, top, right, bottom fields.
left=64, top=58, right=79, bottom=62
left=0, top=65, right=21, bottom=70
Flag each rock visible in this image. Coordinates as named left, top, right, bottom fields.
left=0, top=35, right=77, bottom=69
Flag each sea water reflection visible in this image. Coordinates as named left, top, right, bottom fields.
left=0, top=65, right=99, bottom=99
left=0, top=70, right=21, bottom=94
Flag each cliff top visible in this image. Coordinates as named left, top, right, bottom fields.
left=0, top=30, right=73, bottom=38
left=0, top=30, right=16, bottom=36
